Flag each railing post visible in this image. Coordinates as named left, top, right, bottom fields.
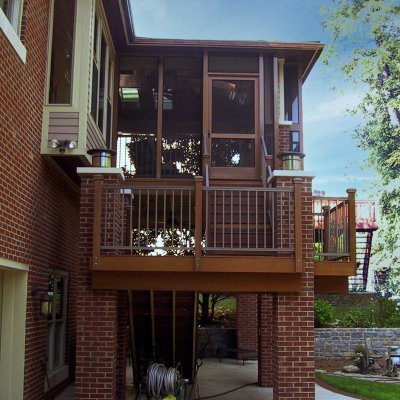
left=194, top=176, right=204, bottom=271
left=293, top=178, right=303, bottom=272
left=93, top=174, right=103, bottom=269
left=322, top=205, right=331, bottom=259
left=347, top=188, right=357, bottom=263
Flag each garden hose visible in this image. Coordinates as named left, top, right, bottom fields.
left=146, top=362, right=182, bottom=399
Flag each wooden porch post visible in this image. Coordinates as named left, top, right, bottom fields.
left=347, top=188, right=357, bottom=263
left=194, top=176, right=204, bottom=271
left=322, top=205, right=331, bottom=258
left=293, top=178, right=303, bottom=272
left=93, top=174, right=103, bottom=269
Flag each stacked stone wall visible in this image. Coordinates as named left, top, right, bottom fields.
left=315, top=328, right=400, bottom=358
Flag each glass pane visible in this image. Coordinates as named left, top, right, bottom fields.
left=53, top=321, right=64, bottom=367
left=264, top=57, right=274, bottom=155
left=48, top=0, right=76, bottom=104
left=284, top=64, right=299, bottom=123
left=209, top=55, right=258, bottom=73
left=117, top=57, right=158, bottom=177
left=162, top=57, right=202, bottom=177
left=98, top=35, right=107, bottom=132
left=212, top=80, right=255, bottom=134
left=211, top=139, right=255, bottom=167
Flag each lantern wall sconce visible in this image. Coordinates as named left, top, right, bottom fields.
left=31, top=285, right=53, bottom=317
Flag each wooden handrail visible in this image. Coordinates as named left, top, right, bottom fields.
left=194, top=176, right=204, bottom=271
left=293, top=178, right=303, bottom=272
left=347, top=188, right=357, bottom=263
left=93, top=175, right=103, bottom=269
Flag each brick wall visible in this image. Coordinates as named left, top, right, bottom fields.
left=236, top=294, right=258, bottom=352
left=270, top=177, right=315, bottom=400
left=0, top=1, right=80, bottom=399
left=75, top=174, right=123, bottom=399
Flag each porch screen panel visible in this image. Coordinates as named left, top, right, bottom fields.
left=162, top=57, right=202, bottom=178
left=284, top=64, right=299, bottom=124
left=118, top=57, right=158, bottom=177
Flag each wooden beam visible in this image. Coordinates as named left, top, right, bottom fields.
left=347, top=188, right=357, bottom=263
left=315, top=276, right=349, bottom=294
left=194, top=176, right=203, bottom=271
left=314, top=261, right=357, bottom=276
left=94, top=255, right=296, bottom=273
left=92, top=271, right=303, bottom=292
left=92, top=175, right=103, bottom=269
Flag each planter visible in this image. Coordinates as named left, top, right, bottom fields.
left=278, top=151, right=305, bottom=170
left=87, top=148, right=116, bottom=167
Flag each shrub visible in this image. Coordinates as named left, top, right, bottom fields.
left=315, top=299, right=335, bottom=327
left=341, top=310, right=369, bottom=328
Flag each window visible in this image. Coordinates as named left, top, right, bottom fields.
left=48, top=0, right=76, bottom=104
left=90, top=10, right=114, bottom=146
left=290, top=131, right=301, bottom=152
left=284, top=64, right=299, bottom=123
left=0, top=0, right=26, bottom=61
left=46, top=271, right=68, bottom=389
left=0, top=0, right=23, bottom=33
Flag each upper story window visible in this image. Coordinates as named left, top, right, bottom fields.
left=278, top=60, right=300, bottom=125
left=0, top=0, right=26, bottom=62
left=0, top=0, right=23, bottom=33
left=48, top=0, right=76, bottom=104
left=90, top=9, right=114, bottom=147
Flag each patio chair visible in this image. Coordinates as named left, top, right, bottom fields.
left=364, top=336, right=388, bottom=365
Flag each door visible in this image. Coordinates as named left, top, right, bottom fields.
left=209, top=77, right=259, bottom=180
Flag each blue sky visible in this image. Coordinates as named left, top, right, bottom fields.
left=131, top=0, right=376, bottom=197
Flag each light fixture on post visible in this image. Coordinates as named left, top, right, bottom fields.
left=50, top=139, right=77, bottom=153
left=31, top=285, right=53, bottom=317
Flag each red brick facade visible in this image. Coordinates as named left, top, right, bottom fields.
left=0, top=1, right=80, bottom=398
left=236, top=294, right=258, bottom=352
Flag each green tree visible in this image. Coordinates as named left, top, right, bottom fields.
left=321, top=0, right=400, bottom=294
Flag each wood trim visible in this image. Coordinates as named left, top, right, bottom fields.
left=273, top=57, right=279, bottom=169
left=293, top=178, right=303, bottom=272
left=315, top=276, right=349, bottom=294
left=194, top=176, right=203, bottom=271
left=92, top=175, right=103, bottom=269
left=93, top=255, right=296, bottom=273
left=347, top=189, right=357, bottom=263
left=156, top=57, right=164, bottom=178
left=314, top=261, right=357, bottom=276
left=92, top=271, right=303, bottom=292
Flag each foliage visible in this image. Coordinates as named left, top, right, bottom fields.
left=315, top=299, right=335, bottom=327
left=316, top=372, right=400, bottom=400
left=198, top=294, right=235, bottom=326
left=354, top=344, right=368, bottom=359
left=315, top=298, right=400, bottom=328
left=321, top=0, right=400, bottom=294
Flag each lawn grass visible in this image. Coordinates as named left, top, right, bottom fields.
left=316, top=372, right=400, bottom=400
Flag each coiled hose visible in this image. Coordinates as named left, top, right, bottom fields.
left=146, top=362, right=182, bottom=399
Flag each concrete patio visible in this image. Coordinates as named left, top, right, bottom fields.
left=56, top=358, right=357, bottom=399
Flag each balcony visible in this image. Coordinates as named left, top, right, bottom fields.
left=88, top=175, right=357, bottom=292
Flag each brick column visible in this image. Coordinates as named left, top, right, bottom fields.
left=258, top=293, right=273, bottom=387
left=75, top=169, right=125, bottom=400
left=236, top=294, right=258, bottom=353
left=272, top=177, right=315, bottom=400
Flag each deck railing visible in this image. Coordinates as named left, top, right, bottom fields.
left=95, top=178, right=299, bottom=257
left=313, top=190, right=356, bottom=261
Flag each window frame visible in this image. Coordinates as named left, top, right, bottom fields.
left=90, top=4, right=114, bottom=147
left=46, top=270, right=69, bottom=389
left=0, top=0, right=26, bottom=62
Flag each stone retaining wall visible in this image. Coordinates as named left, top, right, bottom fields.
left=316, top=328, right=400, bottom=358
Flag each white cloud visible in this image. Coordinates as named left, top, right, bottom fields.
left=304, top=92, right=362, bottom=123
left=313, top=174, right=376, bottom=184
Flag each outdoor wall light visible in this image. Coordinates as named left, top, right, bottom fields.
left=50, top=139, right=77, bottom=152
left=31, top=285, right=53, bottom=317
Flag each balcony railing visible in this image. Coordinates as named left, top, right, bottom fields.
left=313, top=194, right=356, bottom=261
left=95, top=179, right=298, bottom=257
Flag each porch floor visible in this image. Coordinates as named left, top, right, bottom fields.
left=55, top=358, right=355, bottom=399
